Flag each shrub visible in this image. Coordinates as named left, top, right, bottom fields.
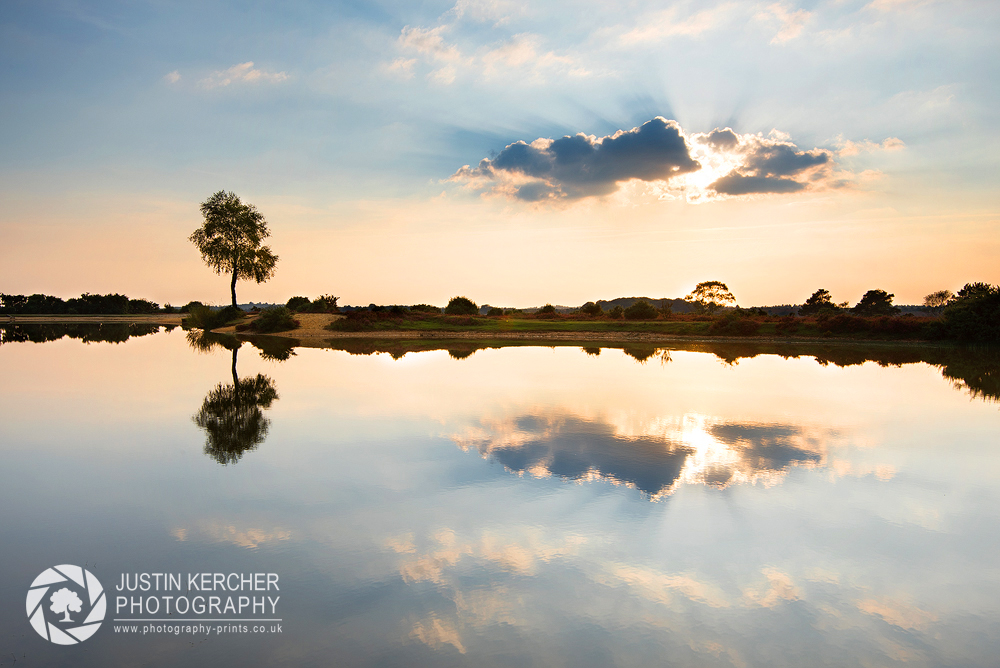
left=180, top=301, right=204, bottom=313
left=708, top=315, right=761, bottom=336
left=445, top=296, right=478, bottom=315
left=580, top=301, right=603, bottom=316
left=184, top=305, right=244, bottom=331
left=775, top=316, right=800, bottom=336
left=247, top=306, right=298, bottom=333
left=328, top=308, right=403, bottom=331
left=624, top=300, right=658, bottom=320
left=410, top=304, right=441, bottom=314
left=286, top=296, right=310, bottom=311
left=608, top=305, right=625, bottom=319
left=311, top=294, right=340, bottom=312
left=487, top=307, right=504, bottom=316
left=127, top=298, right=160, bottom=314
left=445, top=316, right=478, bottom=326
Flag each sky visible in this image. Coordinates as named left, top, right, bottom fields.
left=1, top=0, right=998, bottom=308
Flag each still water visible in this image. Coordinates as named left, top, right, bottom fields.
left=1, top=326, right=998, bottom=667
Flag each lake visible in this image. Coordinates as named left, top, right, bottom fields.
left=1, top=325, right=999, bottom=667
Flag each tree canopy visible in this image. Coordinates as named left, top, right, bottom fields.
left=853, top=289, right=899, bottom=317
left=923, top=290, right=954, bottom=311
left=799, top=288, right=837, bottom=316
left=940, top=282, right=1000, bottom=342
left=190, top=191, right=278, bottom=308
left=445, top=296, right=478, bottom=315
left=685, top=281, right=736, bottom=314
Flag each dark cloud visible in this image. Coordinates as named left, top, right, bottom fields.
left=742, top=143, right=830, bottom=177
left=453, top=118, right=846, bottom=201
left=455, top=117, right=700, bottom=201
left=710, top=173, right=807, bottom=195
left=700, top=128, right=740, bottom=151
left=708, top=136, right=833, bottom=196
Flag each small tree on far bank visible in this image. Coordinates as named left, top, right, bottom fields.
left=853, top=289, right=899, bottom=316
left=685, top=281, right=736, bottom=314
left=923, top=289, right=954, bottom=314
left=624, top=300, right=658, bottom=320
left=799, top=288, right=838, bottom=316
left=190, top=191, right=278, bottom=308
left=445, top=296, right=478, bottom=315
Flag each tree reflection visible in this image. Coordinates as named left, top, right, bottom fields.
left=188, top=331, right=281, bottom=465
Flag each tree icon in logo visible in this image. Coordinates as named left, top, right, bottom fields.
left=50, top=587, right=83, bottom=623
left=26, top=565, right=104, bottom=644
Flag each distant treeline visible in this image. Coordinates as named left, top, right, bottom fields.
left=0, top=293, right=161, bottom=315
left=326, top=283, right=1000, bottom=344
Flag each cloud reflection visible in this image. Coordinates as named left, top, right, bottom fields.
left=454, top=412, right=830, bottom=498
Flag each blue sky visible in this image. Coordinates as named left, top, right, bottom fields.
left=1, top=0, right=998, bottom=306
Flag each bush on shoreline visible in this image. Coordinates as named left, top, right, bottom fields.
left=183, top=305, right=244, bottom=331
left=241, top=306, right=299, bottom=334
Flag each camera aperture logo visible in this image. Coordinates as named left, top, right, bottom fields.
left=26, top=565, right=106, bottom=645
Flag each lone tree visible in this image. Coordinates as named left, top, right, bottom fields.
left=190, top=191, right=278, bottom=308
left=685, top=281, right=736, bottom=314
left=50, top=588, right=83, bottom=623
left=853, top=289, right=900, bottom=317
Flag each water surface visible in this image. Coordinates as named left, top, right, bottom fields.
left=1, top=327, right=998, bottom=667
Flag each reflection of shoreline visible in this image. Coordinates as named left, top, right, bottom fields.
left=0, top=321, right=170, bottom=345
left=293, top=337, right=1000, bottom=404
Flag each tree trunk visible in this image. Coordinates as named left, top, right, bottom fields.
left=232, top=348, right=239, bottom=387
left=230, top=269, right=238, bottom=309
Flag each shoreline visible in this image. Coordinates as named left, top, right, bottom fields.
left=2, top=313, right=964, bottom=349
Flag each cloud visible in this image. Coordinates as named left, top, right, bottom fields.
left=698, top=129, right=836, bottom=197
left=452, top=117, right=701, bottom=201
left=384, top=57, right=417, bottom=79
left=620, top=3, right=737, bottom=43
left=392, top=2, right=585, bottom=85
left=452, top=119, right=855, bottom=202
left=398, top=25, right=464, bottom=63
left=865, top=0, right=936, bottom=12
left=755, top=2, right=811, bottom=44
left=837, top=136, right=906, bottom=156
left=448, top=0, right=525, bottom=25
left=164, top=70, right=181, bottom=84
left=481, top=33, right=585, bottom=81
left=199, top=62, right=289, bottom=89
